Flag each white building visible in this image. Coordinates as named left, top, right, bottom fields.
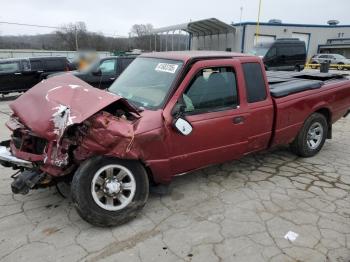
left=152, top=18, right=350, bottom=58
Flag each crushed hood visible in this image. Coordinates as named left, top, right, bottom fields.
left=10, top=74, right=138, bottom=140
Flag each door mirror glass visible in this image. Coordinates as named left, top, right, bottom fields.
left=92, top=68, right=102, bottom=76
left=174, top=117, right=192, bottom=136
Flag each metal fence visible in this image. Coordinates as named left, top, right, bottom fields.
left=0, top=49, right=112, bottom=61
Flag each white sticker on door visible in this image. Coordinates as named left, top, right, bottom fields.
left=155, top=63, right=179, bottom=74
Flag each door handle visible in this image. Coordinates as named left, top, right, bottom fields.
left=14, top=72, right=22, bottom=75
left=110, top=77, right=116, bottom=80
left=233, top=116, right=244, bottom=124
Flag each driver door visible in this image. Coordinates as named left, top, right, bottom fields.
left=164, top=59, right=249, bottom=175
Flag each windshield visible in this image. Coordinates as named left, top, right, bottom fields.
left=249, top=46, right=270, bottom=57
left=108, top=57, right=183, bottom=109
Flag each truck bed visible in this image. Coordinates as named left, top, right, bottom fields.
left=267, top=71, right=348, bottom=98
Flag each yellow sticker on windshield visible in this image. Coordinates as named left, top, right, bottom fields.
left=155, top=63, right=179, bottom=74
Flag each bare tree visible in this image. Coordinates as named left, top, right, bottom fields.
left=130, top=24, right=153, bottom=37
left=0, top=21, right=156, bottom=52
left=55, top=22, right=88, bottom=50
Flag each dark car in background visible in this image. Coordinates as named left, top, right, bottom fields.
left=0, top=56, right=73, bottom=94
left=249, top=38, right=307, bottom=71
left=55, top=56, right=137, bottom=89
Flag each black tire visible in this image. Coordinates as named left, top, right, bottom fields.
left=71, top=156, right=149, bottom=227
left=337, top=63, right=344, bottom=70
left=294, top=65, right=301, bottom=72
left=290, top=113, right=328, bottom=157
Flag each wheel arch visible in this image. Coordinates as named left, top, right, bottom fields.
left=314, top=107, right=332, bottom=139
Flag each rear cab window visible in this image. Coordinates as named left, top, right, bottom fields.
left=183, top=67, right=238, bottom=114
left=242, top=63, right=267, bottom=103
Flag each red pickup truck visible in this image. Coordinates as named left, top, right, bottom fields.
left=1, top=51, right=350, bottom=226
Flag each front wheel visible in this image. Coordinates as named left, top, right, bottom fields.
left=290, top=113, right=328, bottom=157
left=71, top=156, right=149, bottom=227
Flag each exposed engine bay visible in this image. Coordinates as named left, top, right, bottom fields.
left=0, top=74, right=144, bottom=195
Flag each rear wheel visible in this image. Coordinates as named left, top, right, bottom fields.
left=71, top=156, right=149, bottom=227
left=290, top=113, right=328, bottom=157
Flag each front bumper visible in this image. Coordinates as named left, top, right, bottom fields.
left=0, top=146, right=33, bottom=168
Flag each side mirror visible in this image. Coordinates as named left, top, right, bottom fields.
left=174, top=117, right=193, bottom=136
left=92, top=68, right=102, bottom=76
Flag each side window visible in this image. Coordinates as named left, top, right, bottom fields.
left=98, top=59, right=116, bottom=74
left=44, top=59, right=57, bottom=70
left=295, top=45, right=305, bottom=55
left=277, top=46, right=292, bottom=56
left=30, top=60, right=43, bottom=70
left=21, top=60, right=31, bottom=71
left=242, top=63, right=267, bottom=103
left=183, top=67, right=238, bottom=113
left=0, top=62, right=20, bottom=74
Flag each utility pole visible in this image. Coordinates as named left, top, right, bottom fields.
left=255, top=0, right=262, bottom=45
left=74, top=25, right=79, bottom=51
left=239, top=6, right=243, bottom=25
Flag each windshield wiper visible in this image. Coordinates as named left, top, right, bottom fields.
left=127, top=100, right=145, bottom=112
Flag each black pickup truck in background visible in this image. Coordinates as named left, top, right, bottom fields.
left=0, top=56, right=73, bottom=94
left=49, top=56, right=137, bottom=89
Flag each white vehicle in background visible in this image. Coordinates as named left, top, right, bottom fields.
left=311, top=53, right=350, bottom=70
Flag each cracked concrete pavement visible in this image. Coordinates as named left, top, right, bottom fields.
left=0, top=97, right=350, bottom=262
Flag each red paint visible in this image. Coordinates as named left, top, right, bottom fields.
left=4, top=52, right=350, bottom=184
left=9, top=74, right=138, bottom=141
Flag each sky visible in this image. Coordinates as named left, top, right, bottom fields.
left=0, top=0, right=348, bottom=36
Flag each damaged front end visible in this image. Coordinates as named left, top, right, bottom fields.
left=0, top=74, right=140, bottom=194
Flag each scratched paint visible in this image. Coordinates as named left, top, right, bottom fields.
left=51, top=105, right=74, bottom=140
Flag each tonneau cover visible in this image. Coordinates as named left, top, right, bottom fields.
left=267, top=71, right=347, bottom=98
left=270, top=79, right=323, bottom=98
